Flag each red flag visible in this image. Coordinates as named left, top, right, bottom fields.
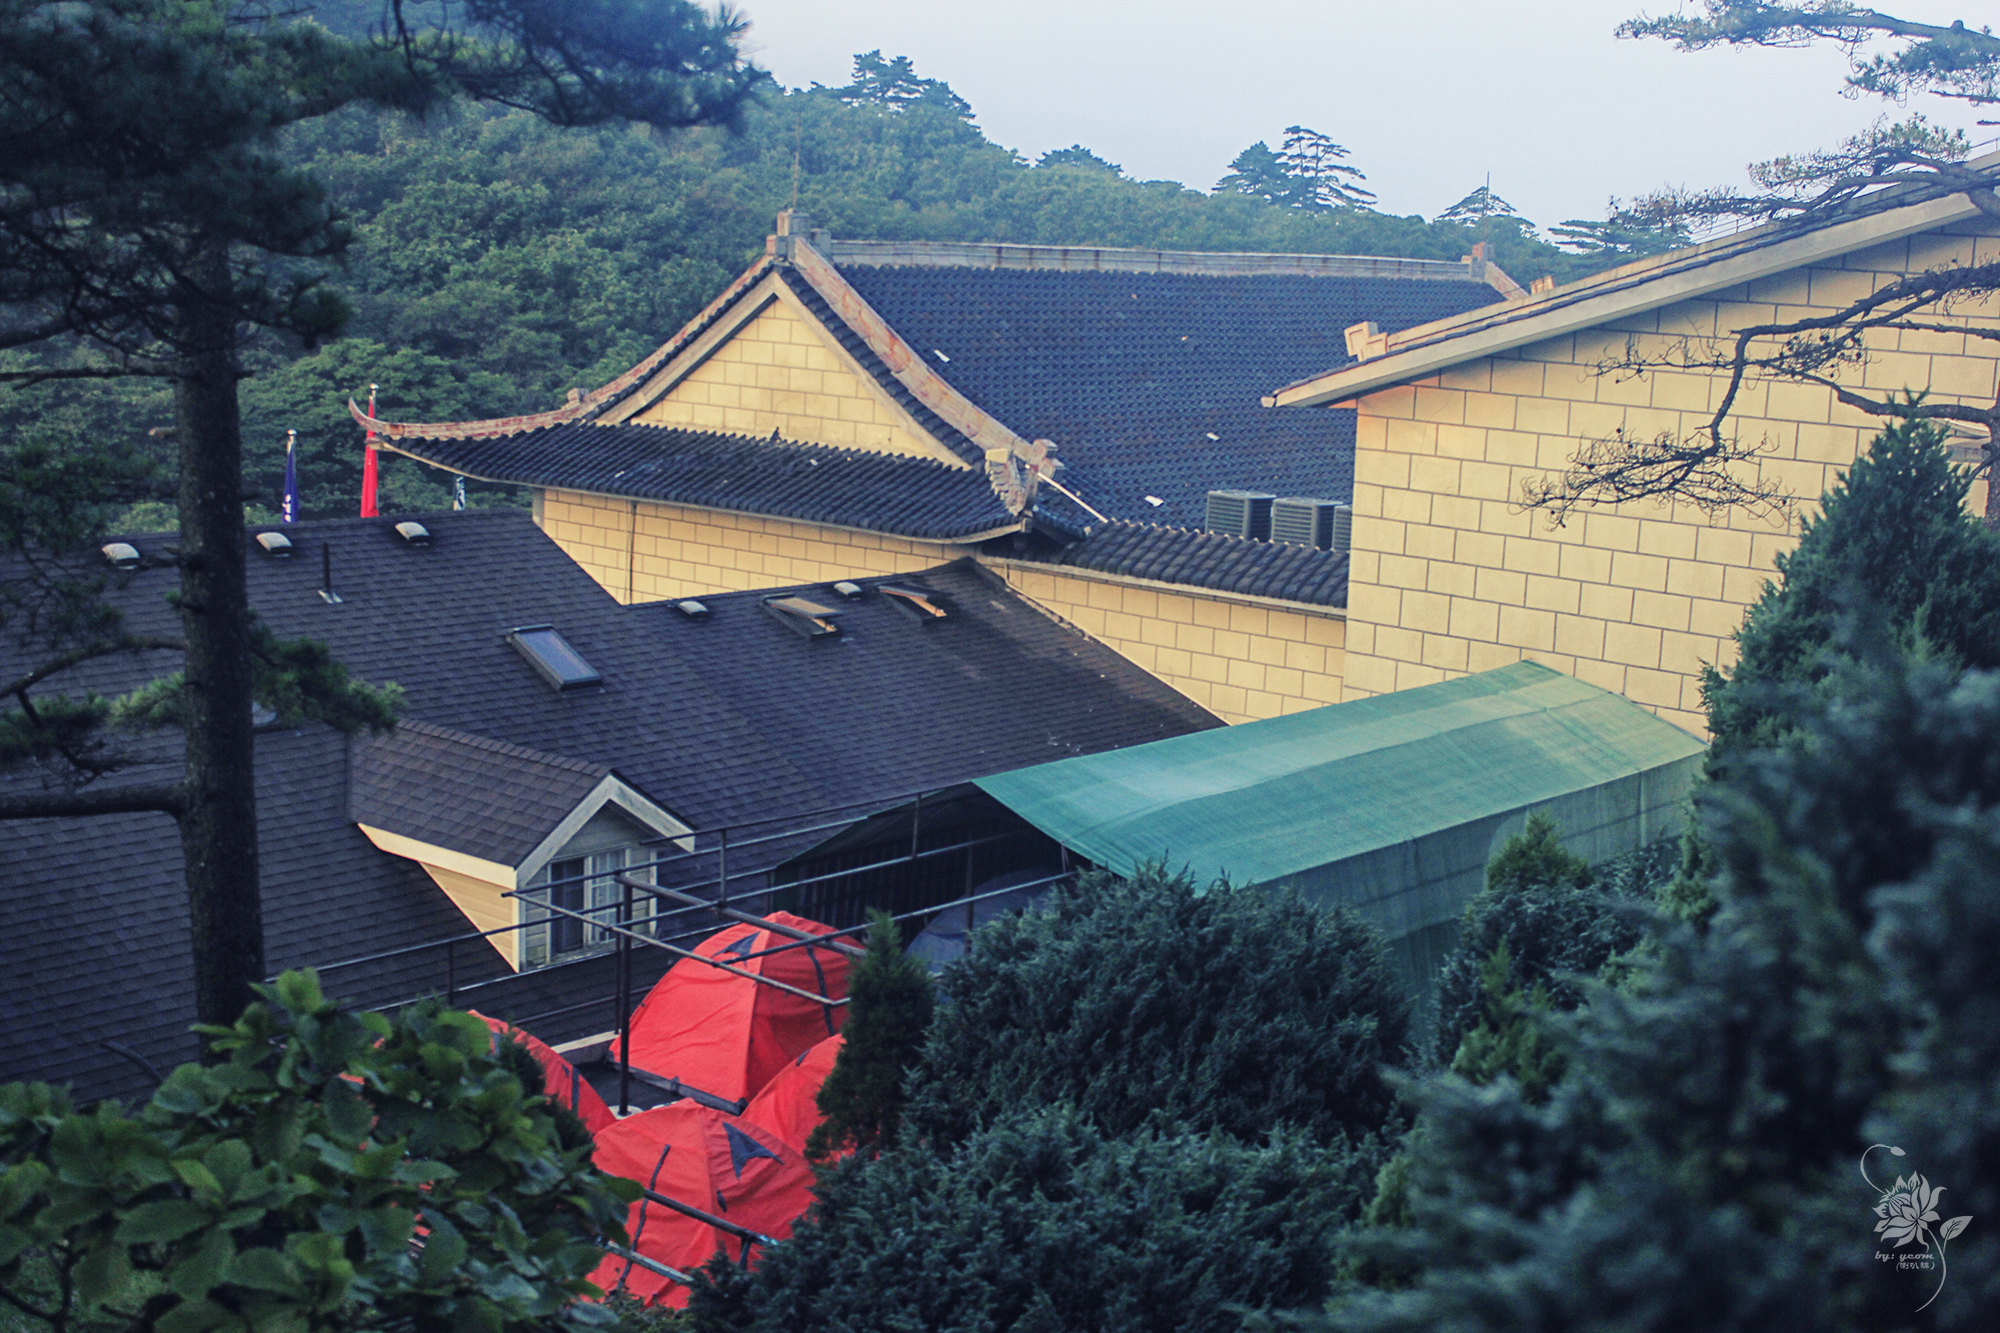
left=360, top=383, right=380, bottom=518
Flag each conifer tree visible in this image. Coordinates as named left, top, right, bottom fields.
left=805, top=910, right=934, bottom=1161
left=1703, top=410, right=2000, bottom=757
left=0, top=0, right=760, bottom=1025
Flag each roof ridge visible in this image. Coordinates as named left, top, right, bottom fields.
left=825, top=238, right=1497, bottom=285
left=379, top=718, right=611, bottom=780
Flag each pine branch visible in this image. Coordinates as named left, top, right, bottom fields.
left=0, top=635, right=185, bottom=699
left=0, top=780, right=185, bottom=820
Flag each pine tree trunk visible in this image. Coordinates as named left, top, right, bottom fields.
left=173, top=251, right=265, bottom=1029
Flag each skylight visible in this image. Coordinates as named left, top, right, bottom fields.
left=763, top=595, right=842, bottom=639
left=505, top=625, right=603, bottom=692
left=880, top=585, right=947, bottom=621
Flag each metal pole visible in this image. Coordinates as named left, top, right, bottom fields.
left=618, top=876, right=634, bottom=1115
left=712, top=824, right=728, bottom=908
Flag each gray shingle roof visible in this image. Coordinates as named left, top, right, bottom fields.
left=349, top=721, right=612, bottom=868
left=1, top=511, right=1217, bottom=1103
left=385, top=423, right=1017, bottom=541
left=1004, top=520, right=1350, bottom=607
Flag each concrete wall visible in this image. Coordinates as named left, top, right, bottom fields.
left=1341, top=219, right=2000, bottom=736
left=539, top=489, right=1348, bottom=724
left=630, top=297, right=950, bottom=461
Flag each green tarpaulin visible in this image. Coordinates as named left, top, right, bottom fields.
left=974, top=661, right=1705, bottom=1003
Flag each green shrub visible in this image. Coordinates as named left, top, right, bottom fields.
left=805, top=910, right=934, bottom=1160
left=687, top=1107, right=1374, bottom=1333
left=906, top=864, right=1411, bottom=1147
left=0, top=971, right=637, bottom=1333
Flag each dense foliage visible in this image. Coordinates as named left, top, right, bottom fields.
left=1702, top=412, right=2000, bottom=757
left=688, top=1108, right=1366, bottom=1333
left=905, top=865, right=1411, bottom=1147
left=1430, top=814, right=1646, bottom=1063
left=803, top=910, right=933, bottom=1161
left=1, top=52, right=1601, bottom=527
left=0, top=971, right=639, bottom=1333
left=1329, top=631, right=2000, bottom=1329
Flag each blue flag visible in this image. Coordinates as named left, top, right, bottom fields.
left=282, top=429, right=299, bottom=524
left=453, top=474, right=467, bottom=510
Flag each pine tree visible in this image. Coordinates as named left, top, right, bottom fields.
left=0, top=0, right=760, bottom=1024
left=1703, top=409, right=2000, bottom=758
left=805, top=910, right=934, bottom=1161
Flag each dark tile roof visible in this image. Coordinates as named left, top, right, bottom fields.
left=830, top=265, right=1498, bottom=529
left=1, top=512, right=1216, bottom=1101
left=349, top=721, right=611, bottom=867
left=1003, top=521, right=1351, bottom=608
left=387, top=424, right=1017, bottom=541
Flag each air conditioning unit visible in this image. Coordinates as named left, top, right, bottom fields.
left=1271, top=498, right=1353, bottom=552
left=1204, top=490, right=1275, bottom=541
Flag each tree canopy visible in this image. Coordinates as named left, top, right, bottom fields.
left=904, top=865, right=1410, bottom=1147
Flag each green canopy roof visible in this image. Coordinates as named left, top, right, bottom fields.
left=973, top=661, right=1704, bottom=893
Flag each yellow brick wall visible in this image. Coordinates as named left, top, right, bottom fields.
left=1342, top=219, right=2000, bottom=735
left=631, top=298, right=951, bottom=461
left=540, top=489, right=954, bottom=603
left=540, top=491, right=1348, bottom=724
left=997, top=566, right=1346, bottom=724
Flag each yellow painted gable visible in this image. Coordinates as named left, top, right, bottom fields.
left=631, top=297, right=955, bottom=462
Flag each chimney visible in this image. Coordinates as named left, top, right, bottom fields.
left=1530, top=274, right=1557, bottom=295
left=771, top=209, right=831, bottom=260
left=1344, top=321, right=1388, bottom=360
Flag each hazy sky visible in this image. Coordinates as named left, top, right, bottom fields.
left=732, top=0, right=1996, bottom=227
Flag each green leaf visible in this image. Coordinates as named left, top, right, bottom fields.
left=169, top=1226, right=236, bottom=1301
left=321, top=1080, right=373, bottom=1146
left=359, top=1205, right=416, bottom=1254
left=74, top=1240, right=133, bottom=1306
left=273, top=971, right=323, bottom=1016
left=155, top=1298, right=233, bottom=1333
left=229, top=1246, right=302, bottom=1295
left=204, top=1139, right=253, bottom=1197
left=416, top=1220, right=468, bottom=1284
left=116, top=1199, right=213, bottom=1244
left=172, top=1158, right=223, bottom=1197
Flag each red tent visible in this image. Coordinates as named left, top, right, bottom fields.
left=471, top=1011, right=616, bottom=1136
left=611, top=912, right=850, bottom=1105
left=588, top=1102, right=817, bottom=1308
left=740, top=1033, right=843, bottom=1154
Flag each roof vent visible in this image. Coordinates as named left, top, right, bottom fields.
left=251, top=702, right=280, bottom=730
left=763, top=595, right=842, bottom=639
left=880, top=584, right=947, bottom=621
left=675, top=599, right=710, bottom=620
left=394, top=521, right=431, bottom=546
left=1271, top=498, right=1352, bottom=552
left=1204, top=490, right=1274, bottom=541
left=831, top=580, right=864, bottom=600
left=101, top=542, right=142, bottom=570
left=505, top=625, right=603, bottom=692
left=254, top=531, right=294, bottom=557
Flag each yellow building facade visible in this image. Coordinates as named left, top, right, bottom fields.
left=537, top=487, right=1348, bottom=723
left=1277, top=195, right=2000, bottom=737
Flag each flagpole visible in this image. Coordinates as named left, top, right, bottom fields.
left=282, top=429, right=298, bottom=524
left=360, top=383, right=380, bottom=518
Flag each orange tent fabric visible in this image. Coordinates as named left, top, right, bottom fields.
left=610, top=912, right=850, bottom=1105
left=471, top=1011, right=616, bottom=1136
left=588, top=1102, right=818, bottom=1308
left=740, top=1033, right=843, bottom=1153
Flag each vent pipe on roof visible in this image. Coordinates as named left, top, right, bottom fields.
left=319, top=544, right=343, bottom=605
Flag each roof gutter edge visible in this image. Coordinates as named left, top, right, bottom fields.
left=979, top=554, right=1347, bottom=618
left=1266, top=187, right=1989, bottom=408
